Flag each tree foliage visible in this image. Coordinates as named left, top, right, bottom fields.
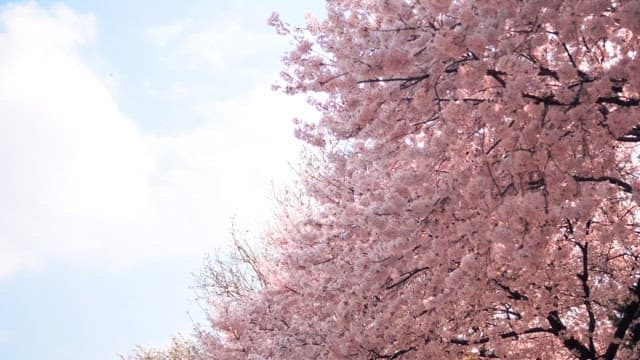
left=199, top=0, right=640, bottom=358
left=197, top=223, right=268, bottom=302
left=121, top=335, right=205, bottom=360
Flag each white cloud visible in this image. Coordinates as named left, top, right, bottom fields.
left=0, top=250, right=37, bottom=279
left=145, top=19, right=191, bottom=48
left=145, top=19, right=283, bottom=71
left=0, top=3, right=314, bottom=279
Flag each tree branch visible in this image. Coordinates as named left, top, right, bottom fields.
left=596, top=96, right=639, bottom=107
left=385, top=266, right=429, bottom=290
left=576, top=242, right=597, bottom=354
left=368, top=346, right=416, bottom=359
left=493, top=279, right=529, bottom=300
left=486, top=69, right=506, bottom=87
left=616, top=124, right=640, bottom=142
left=603, top=280, right=640, bottom=360
left=546, top=311, right=595, bottom=359
left=358, top=73, right=430, bottom=89
left=522, top=92, right=565, bottom=106
left=538, top=66, right=559, bottom=80
left=572, top=175, right=633, bottom=193
left=450, top=327, right=554, bottom=346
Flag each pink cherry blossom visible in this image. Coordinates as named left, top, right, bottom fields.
left=198, top=1, right=640, bottom=359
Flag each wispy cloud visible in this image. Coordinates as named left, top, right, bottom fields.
left=145, top=19, right=283, bottom=73
left=145, top=19, right=192, bottom=48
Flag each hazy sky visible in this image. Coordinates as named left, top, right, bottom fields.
left=0, top=1, right=324, bottom=358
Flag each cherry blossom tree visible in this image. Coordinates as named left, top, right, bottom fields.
left=196, top=223, right=268, bottom=302
left=200, top=1, right=640, bottom=358
left=121, top=335, right=206, bottom=360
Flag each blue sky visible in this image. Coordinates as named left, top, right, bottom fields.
left=0, top=1, right=324, bottom=359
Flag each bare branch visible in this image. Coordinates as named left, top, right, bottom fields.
left=385, top=266, right=429, bottom=290
left=573, top=175, right=633, bottom=193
